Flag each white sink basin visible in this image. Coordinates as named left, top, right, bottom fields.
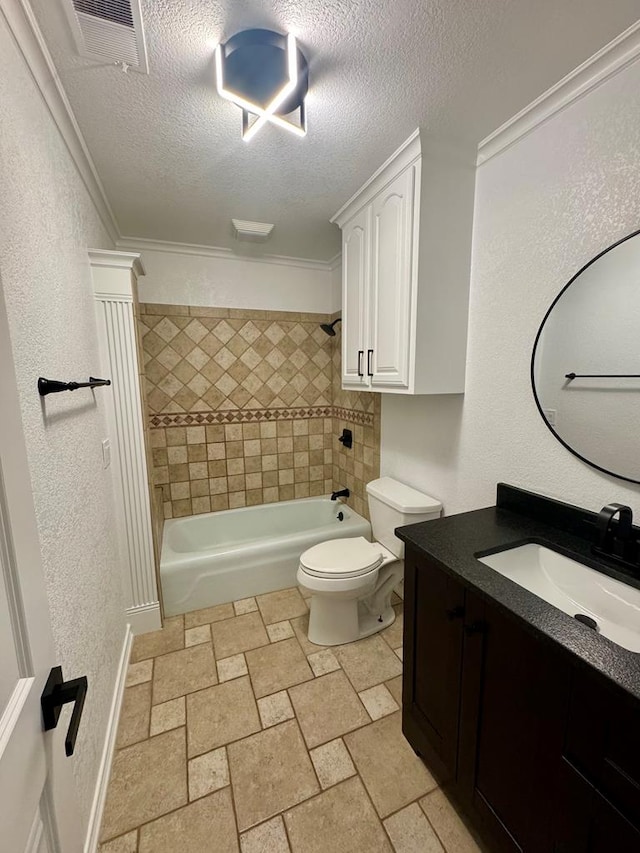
left=477, top=543, right=640, bottom=653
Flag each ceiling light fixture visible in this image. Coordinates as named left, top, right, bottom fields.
left=214, top=29, right=308, bottom=141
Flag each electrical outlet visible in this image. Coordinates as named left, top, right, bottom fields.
left=102, top=439, right=111, bottom=469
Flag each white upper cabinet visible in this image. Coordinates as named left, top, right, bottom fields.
left=369, top=164, right=416, bottom=389
left=341, top=206, right=370, bottom=386
left=331, top=130, right=475, bottom=395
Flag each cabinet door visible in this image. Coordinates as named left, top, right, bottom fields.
left=368, top=165, right=416, bottom=390
left=459, top=593, right=570, bottom=853
left=341, top=206, right=370, bottom=389
left=552, top=758, right=640, bottom=852
left=402, top=547, right=465, bottom=784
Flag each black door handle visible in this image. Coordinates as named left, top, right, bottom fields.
left=357, top=350, right=364, bottom=377
left=367, top=349, right=373, bottom=376
left=41, top=666, right=88, bottom=756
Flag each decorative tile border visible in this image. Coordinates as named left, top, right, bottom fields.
left=149, top=406, right=374, bottom=429
left=332, top=407, right=375, bottom=427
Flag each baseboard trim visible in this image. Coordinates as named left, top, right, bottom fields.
left=127, top=602, right=162, bottom=635
left=83, top=624, right=133, bottom=853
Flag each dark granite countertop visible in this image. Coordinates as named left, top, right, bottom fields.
left=396, top=494, right=640, bottom=704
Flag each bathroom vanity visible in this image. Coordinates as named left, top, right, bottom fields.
left=398, top=484, right=640, bottom=852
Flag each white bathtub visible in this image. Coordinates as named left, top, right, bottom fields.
left=160, top=497, right=371, bottom=616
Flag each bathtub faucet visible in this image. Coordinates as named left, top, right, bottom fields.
left=331, top=488, right=350, bottom=501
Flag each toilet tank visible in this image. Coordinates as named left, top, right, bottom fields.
left=366, top=477, right=442, bottom=558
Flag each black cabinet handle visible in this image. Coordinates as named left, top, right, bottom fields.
left=446, top=605, right=465, bottom=621
left=463, top=621, right=487, bottom=636
left=41, top=666, right=88, bottom=756
left=367, top=349, right=374, bottom=376
left=357, top=350, right=364, bottom=377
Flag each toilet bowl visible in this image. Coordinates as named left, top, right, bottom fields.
left=297, top=477, right=441, bottom=646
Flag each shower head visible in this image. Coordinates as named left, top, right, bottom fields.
left=320, top=318, right=341, bottom=337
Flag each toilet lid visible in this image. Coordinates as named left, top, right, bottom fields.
left=300, top=537, right=384, bottom=578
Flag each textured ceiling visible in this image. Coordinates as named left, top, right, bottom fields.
left=31, top=0, right=640, bottom=261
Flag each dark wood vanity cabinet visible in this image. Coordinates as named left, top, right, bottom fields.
left=402, top=550, right=466, bottom=783
left=403, top=545, right=640, bottom=853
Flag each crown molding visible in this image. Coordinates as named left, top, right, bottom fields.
left=2, top=0, right=120, bottom=242
left=116, top=236, right=337, bottom=273
left=477, top=19, right=640, bottom=166
left=331, top=128, right=421, bottom=226
left=328, top=252, right=342, bottom=271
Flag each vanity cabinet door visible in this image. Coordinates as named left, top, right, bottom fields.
left=552, top=758, right=640, bottom=852
left=459, top=592, right=570, bottom=853
left=402, top=547, right=466, bottom=784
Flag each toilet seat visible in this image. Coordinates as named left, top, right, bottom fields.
left=299, top=536, right=384, bottom=579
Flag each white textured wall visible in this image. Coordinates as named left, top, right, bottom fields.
left=381, top=57, right=640, bottom=515
left=0, top=14, right=125, bottom=833
left=135, top=246, right=335, bottom=313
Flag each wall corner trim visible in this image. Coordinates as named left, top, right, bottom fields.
left=83, top=624, right=132, bottom=853
left=1, top=0, right=120, bottom=242
left=477, top=19, right=640, bottom=166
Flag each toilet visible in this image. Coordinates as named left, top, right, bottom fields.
left=297, top=477, right=442, bottom=646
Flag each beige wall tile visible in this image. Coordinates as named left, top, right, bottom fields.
left=142, top=305, right=380, bottom=517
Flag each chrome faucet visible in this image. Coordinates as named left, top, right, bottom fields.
left=331, top=488, right=350, bottom=501
left=594, top=503, right=637, bottom=565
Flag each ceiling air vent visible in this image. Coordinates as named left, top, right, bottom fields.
left=62, top=0, right=149, bottom=73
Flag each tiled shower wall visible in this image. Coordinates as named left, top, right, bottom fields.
left=139, top=304, right=380, bottom=520
left=330, top=312, right=381, bottom=518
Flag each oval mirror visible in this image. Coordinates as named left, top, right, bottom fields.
left=531, top=228, right=640, bottom=484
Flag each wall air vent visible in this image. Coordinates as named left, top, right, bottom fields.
left=62, top=0, right=149, bottom=73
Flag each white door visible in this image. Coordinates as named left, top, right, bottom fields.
left=369, top=165, right=416, bottom=390
left=0, top=282, right=83, bottom=851
left=341, top=206, right=371, bottom=389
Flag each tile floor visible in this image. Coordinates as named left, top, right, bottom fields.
left=99, top=587, right=484, bottom=852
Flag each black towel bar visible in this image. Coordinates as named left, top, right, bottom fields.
left=38, top=377, right=111, bottom=396
left=565, top=373, right=640, bottom=380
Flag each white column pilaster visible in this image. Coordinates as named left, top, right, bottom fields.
left=89, top=250, right=160, bottom=634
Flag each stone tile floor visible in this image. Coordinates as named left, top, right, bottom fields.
left=99, top=587, right=484, bottom=852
